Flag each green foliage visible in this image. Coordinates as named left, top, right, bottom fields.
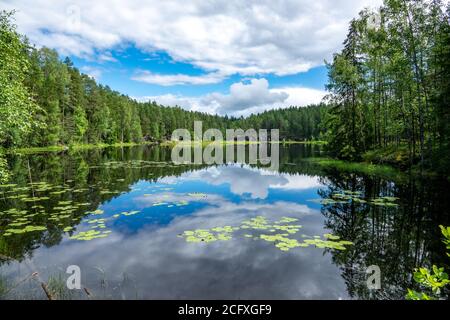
left=406, top=225, right=450, bottom=300
left=305, top=157, right=405, bottom=181
left=0, top=11, right=329, bottom=165
left=405, top=289, right=433, bottom=300
left=73, top=104, right=88, bottom=142
left=324, top=1, right=450, bottom=173
left=2, top=4, right=449, bottom=177
left=440, top=225, right=450, bottom=257
left=0, top=10, right=41, bottom=147
left=0, top=10, right=328, bottom=151
left=413, top=266, right=449, bottom=295
left=0, top=155, right=9, bottom=184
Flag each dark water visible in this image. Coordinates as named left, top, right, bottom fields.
left=0, top=145, right=449, bottom=300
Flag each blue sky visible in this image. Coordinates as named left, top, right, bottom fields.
left=71, top=47, right=328, bottom=97
left=3, top=0, right=381, bottom=116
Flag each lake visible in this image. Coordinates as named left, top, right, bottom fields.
left=0, top=144, right=449, bottom=299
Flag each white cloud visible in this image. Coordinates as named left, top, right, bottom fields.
left=132, top=71, right=225, bottom=86
left=271, top=174, right=324, bottom=190
left=80, top=66, right=103, bottom=80
left=203, top=78, right=288, bottom=114
left=160, top=164, right=324, bottom=199
left=133, top=94, right=200, bottom=109
left=4, top=0, right=383, bottom=77
left=271, top=87, right=327, bottom=108
left=137, top=78, right=326, bottom=116
left=3, top=198, right=343, bottom=299
left=98, top=52, right=118, bottom=63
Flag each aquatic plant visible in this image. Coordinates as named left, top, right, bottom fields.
left=69, top=229, right=111, bottom=241
left=121, top=211, right=140, bottom=216
left=180, top=215, right=353, bottom=252
left=4, top=225, right=47, bottom=236
left=183, top=229, right=232, bottom=243
left=309, top=189, right=399, bottom=208
left=47, top=274, right=74, bottom=300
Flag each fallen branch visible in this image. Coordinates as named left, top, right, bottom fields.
left=40, top=281, right=54, bottom=300
left=84, top=287, right=94, bottom=299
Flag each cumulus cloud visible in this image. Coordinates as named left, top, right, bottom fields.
left=271, top=87, right=327, bottom=108
left=137, top=78, right=326, bottom=116
left=202, top=78, right=288, bottom=114
left=131, top=71, right=226, bottom=86
left=3, top=199, right=343, bottom=299
left=4, top=0, right=382, bottom=77
left=80, top=66, right=103, bottom=80
left=98, top=52, right=118, bottom=63
left=133, top=93, right=192, bottom=106
left=159, top=164, right=324, bottom=199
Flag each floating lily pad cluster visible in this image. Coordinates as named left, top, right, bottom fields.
left=182, top=227, right=236, bottom=243
left=143, top=196, right=188, bottom=208
left=1, top=181, right=80, bottom=205
left=97, top=160, right=183, bottom=170
left=69, top=229, right=112, bottom=241
left=69, top=216, right=109, bottom=241
left=0, top=177, right=202, bottom=242
left=121, top=210, right=140, bottom=216
left=4, top=225, right=47, bottom=236
left=100, top=189, right=121, bottom=195
left=310, top=190, right=399, bottom=207
left=240, top=216, right=302, bottom=234
left=260, top=234, right=308, bottom=251
left=0, top=195, right=94, bottom=237
left=370, top=196, right=399, bottom=207
left=68, top=209, right=143, bottom=241
left=1, top=175, right=201, bottom=243
left=180, top=215, right=353, bottom=252
left=0, top=181, right=118, bottom=239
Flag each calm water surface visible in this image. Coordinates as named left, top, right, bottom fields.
left=0, top=145, right=449, bottom=299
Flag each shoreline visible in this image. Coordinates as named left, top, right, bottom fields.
left=6, top=140, right=326, bottom=154
left=3, top=142, right=446, bottom=180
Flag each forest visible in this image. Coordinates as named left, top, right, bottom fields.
left=1, top=0, right=450, bottom=178
left=0, top=9, right=326, bottom=151
left=1, top=0, right=450, bottom=302
left=324, top=0, right=450, bottom=173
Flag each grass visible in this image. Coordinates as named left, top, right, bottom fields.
left=9, top=141, right=156, bottom=154
left=362, top=144, right=413, bottom=169
left=279, top=140, right=327, bottom=145
left=304, top=157, right=407, bottom=181
left=6, top=139, right=326, bottom=154
left=362, top=145, right=444, bottom=179
left=47, top=274, right=74, bottom=300
left=11, top=145, right=68, bottom=154
left=0, top=276, right=7, bottom=299
left=160, top=140, right=260, bottom=147
left=160, top=140, right=326, bottom=147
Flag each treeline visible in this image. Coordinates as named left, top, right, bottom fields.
left=0, top=10, right=326, bottom=155
left=19, top=49, right=234, bottom=146
left=324, top=0, right=450, bottom=172
left=236, top=105, right=327, bottom=141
